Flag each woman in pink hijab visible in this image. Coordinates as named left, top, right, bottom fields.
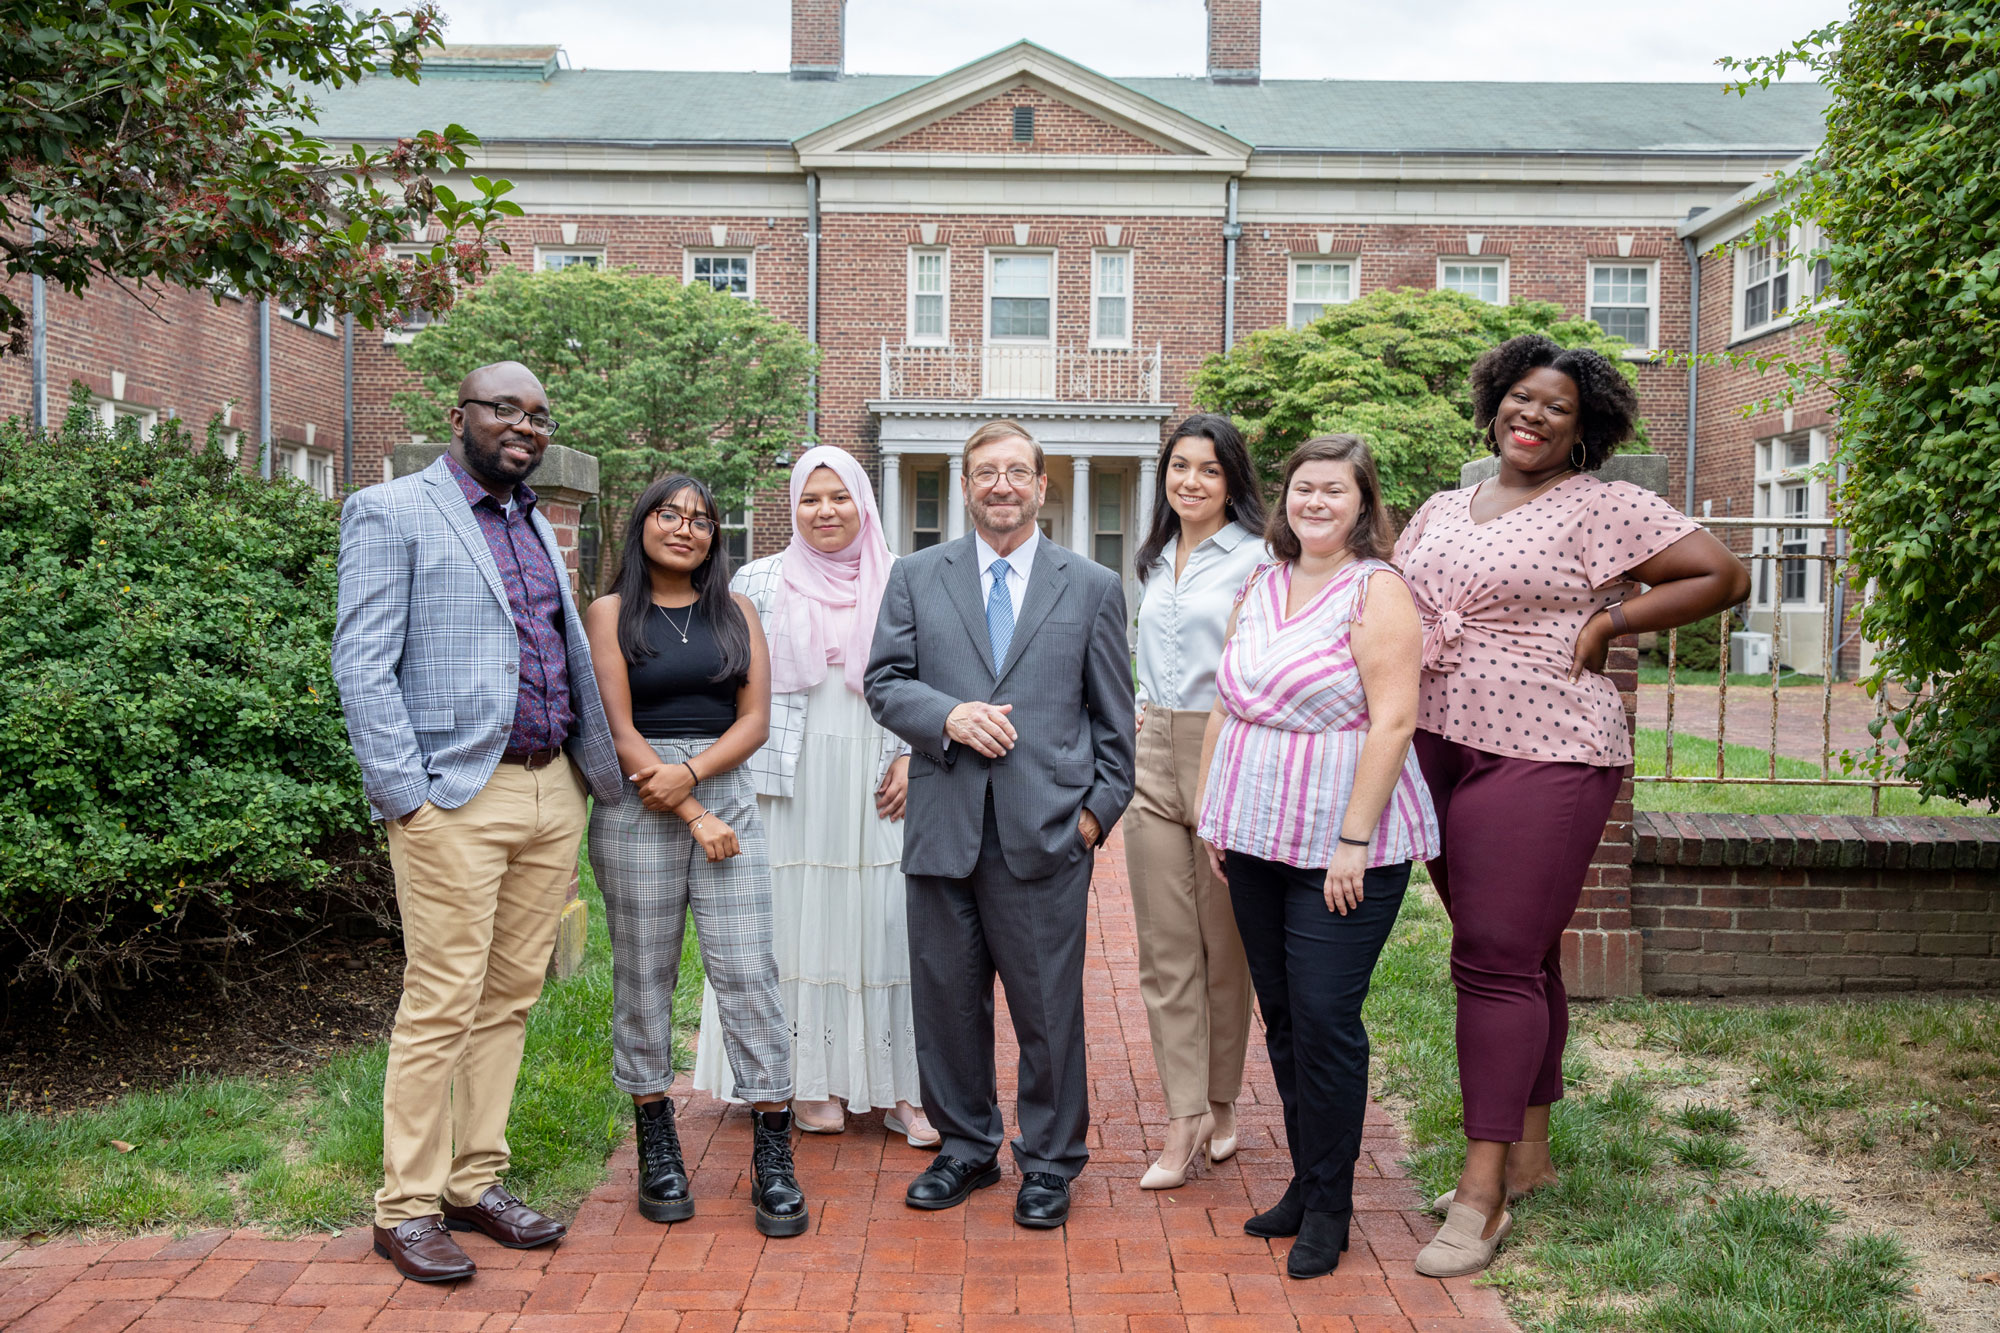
left=691, top=446, right=937, bottom=1147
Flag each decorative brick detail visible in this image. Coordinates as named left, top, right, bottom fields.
left=1436, top=238, right=1513, bottom=256
left=1632, top=811, right=2000, bottom=995
left=1587, top=239, right=1667, bottom=257
left=1205, top=0, right=1261, bottom=83
left=876, top=85, right=1170, bottom=156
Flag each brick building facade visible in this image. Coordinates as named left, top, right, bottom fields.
left=6, top=1, right=1836, bottom=638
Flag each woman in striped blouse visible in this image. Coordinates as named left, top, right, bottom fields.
left=1195, top=434, right=1439, bottom=1280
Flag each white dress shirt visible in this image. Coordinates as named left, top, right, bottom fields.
left=975, top=527, right=1040, bottom=623
left=1134, top=520, right=1269, bottom=712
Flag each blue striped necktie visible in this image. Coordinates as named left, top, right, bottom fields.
left=986, top=558, right=1014, bottom=674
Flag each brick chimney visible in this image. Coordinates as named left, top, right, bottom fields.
left=790, top=0, right=846, bottom=80
left=1205, top=0, right=1260, bottom=84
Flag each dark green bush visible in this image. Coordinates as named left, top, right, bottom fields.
left=1656, top=613, right=1724, bottom=674
left=0, top=393, right=386, bottom=1005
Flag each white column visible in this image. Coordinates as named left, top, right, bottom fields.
left=878, top=451, right=902, bottom=554
left=946, top=450, right=966, bottom=541
left=1136, top=455, right=1158, bottom=540
left=1070, top=455, right=1093, bottom=557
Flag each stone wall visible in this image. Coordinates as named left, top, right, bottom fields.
left=1633, top=811, right=2000, bottom=995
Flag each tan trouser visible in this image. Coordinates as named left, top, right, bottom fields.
left=1123, top=707, right=1254, bottom=1119
left=374, top=753, right=587, bottom=1225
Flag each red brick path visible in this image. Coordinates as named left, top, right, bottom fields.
left=0, top=834, right=1514, bottom=1333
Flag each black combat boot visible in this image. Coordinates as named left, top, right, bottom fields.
left=634, top=1098, right=693, bottom=1223
left=750, top=1108, right=810, bottom=1237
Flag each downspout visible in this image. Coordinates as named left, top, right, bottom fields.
left=805, top=172, right=819, bottom=441
left=1682, top=235, right=1701, bottom=515
left=1222, top=178, right=1241, bottom=351
left=257, top=298, right=272, bottom=480
left=1828, top=459, right=1847, bottom=682
left=29, top=208, right=47, bottom=431
left=342, top=313, right=356, bottom=490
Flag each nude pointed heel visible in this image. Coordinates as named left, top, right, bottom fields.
left=1141, top=1113, right=1214, bottom=1190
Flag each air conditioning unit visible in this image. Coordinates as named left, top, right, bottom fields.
left=1730, top=631, right=1773, bottom=676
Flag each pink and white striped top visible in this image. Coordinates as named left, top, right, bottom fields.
left=1197, top=558, right=1441, bottom=871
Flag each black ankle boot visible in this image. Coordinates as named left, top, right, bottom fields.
left=1245, top=1178, right=1305, bottom=1238
left=750, top=1109, right=810, bottom=1238
left=634, top=1098, right=693, bottom=1223
left=1285, top=1208, right=1352, bottom=1280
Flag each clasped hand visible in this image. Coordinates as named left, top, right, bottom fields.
left=944, top=702, right=1098, bottom=845
left=630, top=760, right=695, bottom=812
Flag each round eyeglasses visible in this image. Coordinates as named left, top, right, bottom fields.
left=653, top=509, right=718, bottom=538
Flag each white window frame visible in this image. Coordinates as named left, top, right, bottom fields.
left=536, top=247, right=606, bottom=273
left=1288, top=256, right=1356, bottom=328
left=907, top=467, right=947, bottom=551
left=684, top=250, right=755, bottom=299
left=1089, top=249, right=1133, bottom=348
left=720, top=507, right=752, bottom=565
left=1437, top=257, right=1509, bottom=305
left=907, top=248, right=950, bottom=346
left=1752, top=428, right=1827, bottom=610
left=213, top=427, right=242, bottom=462
left=381, top=244, right=438, bottom=344
left=279, top=304, right=339, bottom=337
left=1585, top=260, right=1660, bottom=355
left=1090, top=467, right=1127, bottom=573
left=91, top=396, right=158, bottom=439
left=1734, top=236, right=1793, bottom=341
left=983, top=249, right=1056, bottom=346
left=305, top=450, right=337, bottom=498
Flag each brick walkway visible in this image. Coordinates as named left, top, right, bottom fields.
left=0, top=834, right=1512, bottom=1333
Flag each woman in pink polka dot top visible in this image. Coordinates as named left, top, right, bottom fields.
left=1394, top=334, right=1749, bottom=1278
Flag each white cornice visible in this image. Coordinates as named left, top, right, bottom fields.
left=795, top=41, right=1252, bottom=168
left=802, top=151, right=1243, bottom=174
left=1243, top=150, right=1810, bottom=187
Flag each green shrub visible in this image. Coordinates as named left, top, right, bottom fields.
left=1654, top=613, right=1724, bottom=674
left=0, top=393, right=386, bottom=1005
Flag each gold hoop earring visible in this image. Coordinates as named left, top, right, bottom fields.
left=1570, top=442, right=1586, bottom=470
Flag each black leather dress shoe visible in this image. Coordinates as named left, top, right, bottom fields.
left=905, top=1153, right=1002, bottom=1210
left=1014, top=1171, right=1070, bottom=1229
left=442, top=1185, right=567, bottom=1249
left=372, top=1216, right=476, bottom=1282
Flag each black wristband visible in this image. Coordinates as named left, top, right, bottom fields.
left=1337, top=835, right=1370, bottom=848
left=683, top=760, right=701, bottom=786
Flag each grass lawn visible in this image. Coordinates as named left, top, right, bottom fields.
left=1362, top=877, right=1992, bottom=1333
left=1637, top=665, right=1826, bottom=689
left=0, top=844, right=704, bottom=1238
left=1632, top=728, right=1984, bottom=818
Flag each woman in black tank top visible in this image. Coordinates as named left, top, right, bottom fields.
left=583, top=474, right=809, bottom=1240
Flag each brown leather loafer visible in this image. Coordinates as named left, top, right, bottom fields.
left=442, top=1184, right=568, bottom=1249
left=372, top=1216, right=476, bottom=1282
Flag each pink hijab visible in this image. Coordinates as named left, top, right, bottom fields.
left=766, top=445, right=893, bottom=697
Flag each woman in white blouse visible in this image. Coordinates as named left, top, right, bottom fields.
left=1126, top=413, right=1271, bottom=1189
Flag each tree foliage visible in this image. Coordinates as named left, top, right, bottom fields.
left=1722, top=5, right=2000, bottom=807
left=395, top=265, right=819, bottom=593
left=0, top=0, right=524, bottom=351
left=1190, top=287, right=1644, bottom=513
left=0, top=392, right=384, bottom=1006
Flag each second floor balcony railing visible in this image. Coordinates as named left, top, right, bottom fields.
left=879, top=340, right=1163, bottom=404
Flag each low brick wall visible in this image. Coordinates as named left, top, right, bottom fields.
left=1632, top=812, right=2000, bottom=995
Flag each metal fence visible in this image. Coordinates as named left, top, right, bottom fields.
left=878, top=340, right=1163, bottom=403
left=1643, top=516, right=1915, bottom=812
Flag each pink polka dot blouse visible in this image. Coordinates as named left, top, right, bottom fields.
left=1392, top=474, right=1699, bottom=767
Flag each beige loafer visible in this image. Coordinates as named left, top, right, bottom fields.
left=1414, top=1201, right=1511, bottom=1278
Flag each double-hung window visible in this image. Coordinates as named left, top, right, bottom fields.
left=1588, top=263, right=1657, bottom=351
left=538, top=248, right=604, bottom=272
left=382, top=244, right=438, bottom=343
left=1741, top=240, right=1789, bottom=333
left=908, top=249, right=948, bottom=344
left=987, top=253, right=1052, bottom=340
left=1289, top=258, right=1354, bottom=327
left=910, top=470, right=945, bottom=550
left=1753, top=432, right=1825, bottom=609
left=1439, top=258, right=1507, bottom=304
left=1091, top=250, right=1131, bottom=346
left=687, top=252, right=753, bottom=298
left=720, top=508, right=752, bottom=564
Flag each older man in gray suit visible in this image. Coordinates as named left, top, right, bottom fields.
left=865, top=419, right=1135, bottom=1228
left=332, top=361, right=623, bottom=1282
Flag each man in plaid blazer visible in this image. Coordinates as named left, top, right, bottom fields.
left=332, top=361, right=623, bottom=1282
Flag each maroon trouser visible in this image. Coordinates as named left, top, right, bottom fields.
left=1412, top=730, right=1625, bottom=1143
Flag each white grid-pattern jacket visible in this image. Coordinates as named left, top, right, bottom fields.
left=733, top=553, right=907, bottom=799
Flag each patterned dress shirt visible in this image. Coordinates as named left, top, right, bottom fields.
left=445, top=453, right=572, bottom=754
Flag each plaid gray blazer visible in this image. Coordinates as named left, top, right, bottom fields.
left=330, top=454, right=624, bottom=821
left=732, top=553, right=906, bottom=799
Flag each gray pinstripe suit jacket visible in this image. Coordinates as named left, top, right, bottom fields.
left=864, top=533, right=1135, bottom=881
left=330, top=455, right=624, bottom=822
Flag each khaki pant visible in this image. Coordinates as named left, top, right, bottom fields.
left=375, top=754, right=587, bottom=1225
left=1123, top=707, right=1254, bottom=1119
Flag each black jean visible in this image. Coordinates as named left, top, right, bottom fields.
left=1224, top=852, right=1409, bottom=1214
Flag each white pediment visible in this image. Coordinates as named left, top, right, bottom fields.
left=795, top=41, right=1251, bottom=172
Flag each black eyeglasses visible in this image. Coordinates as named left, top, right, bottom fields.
left=653, top=509, right=718, bottom=538
left=459, top=398, right=559, bottom=436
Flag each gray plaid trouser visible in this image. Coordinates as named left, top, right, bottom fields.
left=588, top=739, right=791, bottom=1100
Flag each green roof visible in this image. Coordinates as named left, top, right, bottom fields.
left=308, top=67, right=1827, bottom=155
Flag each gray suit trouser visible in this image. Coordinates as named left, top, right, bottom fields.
left=905, top=793, right=1092, bottom=1179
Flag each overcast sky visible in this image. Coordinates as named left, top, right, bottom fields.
left=432, top=0, right=1845, bottom=81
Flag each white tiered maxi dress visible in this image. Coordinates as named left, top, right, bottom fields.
left=690, top=671, right=921, bottom=1111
